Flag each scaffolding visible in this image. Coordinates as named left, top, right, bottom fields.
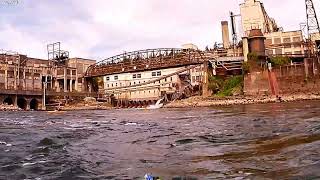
left=47, top=42, right=69, bottom=66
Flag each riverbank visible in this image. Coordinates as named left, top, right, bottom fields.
left=59, top=102, right=113, bottom=111
left=164, top=94, right=320, bottom=108
left=0, top=104, right=20, bottom=111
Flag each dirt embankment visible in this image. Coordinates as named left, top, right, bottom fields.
left=59, top=97, right=113, bottom=111
left=164, top=94, right=320, bottom=108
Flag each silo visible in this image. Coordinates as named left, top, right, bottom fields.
left=248, top=29, right=266, bottom=56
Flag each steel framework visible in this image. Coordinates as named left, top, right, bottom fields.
left=306, top=0, right=320, bottom=37
left=85, top=48, right=205, bottom=77
left=47, top=42, right=69, bottom=65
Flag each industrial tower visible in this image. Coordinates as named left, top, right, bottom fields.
left=305, top=0, right=320, bottom=37
left=305, top=0, right=320, bottom=56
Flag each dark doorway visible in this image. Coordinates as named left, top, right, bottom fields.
left=30, top=99, right=39, bottom=110
left=3, top=97, right=13, bottom=105
left=17, top=98, right=27, bottom=110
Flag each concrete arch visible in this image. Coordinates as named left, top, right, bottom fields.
left=3, top=97, right=13, bottom=105
left=17, top=97, right=27, bottom=110
left=30, top=99, right=39, bottom=110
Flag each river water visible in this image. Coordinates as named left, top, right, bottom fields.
left=1, top=101, right=320, bottom=180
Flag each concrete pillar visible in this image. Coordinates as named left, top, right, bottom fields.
left=242, top=37, right=249, bottom=62
left=202, top=61, right=210, bottom=97
left=13, top=95, right=17, bottom=108
left=4, top=65, right=7, bottom=90
left=70, top=70, right=73, bottom=92
left=32, top=68, right=35, bottom=91
left=23, top=68, right=26, bottom=90
left=14, top=66, right=17, bottom=90
left=75, top=69, right=78, bottom=92
left=304, top=58, right=309, bottom=78
left=221, top=21, right=230, bottom=49
left=64, top=68, right=67, bottom=92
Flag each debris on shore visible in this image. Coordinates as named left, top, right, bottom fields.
left=164, top=94, right=320, bottom=108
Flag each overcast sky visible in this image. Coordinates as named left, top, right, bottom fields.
left=0, top=0, right=319, bottom=60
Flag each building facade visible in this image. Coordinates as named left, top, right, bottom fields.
left=103, top=65, right=204, bottom=102
left=0, top=51, right=96, bottom=110
left=265, top=31, right=305, bottom=56
left=240, top=0, right=278, bottom=36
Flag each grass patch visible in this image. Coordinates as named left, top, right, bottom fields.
left=208, top=75, right=244, bottom=97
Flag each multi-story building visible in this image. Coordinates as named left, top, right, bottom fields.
left=103, top=65, right=204, bottom=102
left=265, top=31, right=305, bottom=56
left=240, top=0, right=279, bottom=36
left=239, top=0, right=306, bottom=57
left=0, top=50, right=96, bottom=110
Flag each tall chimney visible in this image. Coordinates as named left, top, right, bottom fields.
left=221, top=21, right=231, bottom=49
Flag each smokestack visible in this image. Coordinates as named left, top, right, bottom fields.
left=221, top=21, right=230, bottom=49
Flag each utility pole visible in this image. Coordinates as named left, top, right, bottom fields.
left=230, top=12, right=241, bottom=56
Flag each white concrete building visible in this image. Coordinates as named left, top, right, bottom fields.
left=265, top=31, right=305, bottom=56
left=103, top=65, right=204, bottom=101
left=240, top=0, right=278, bottom=36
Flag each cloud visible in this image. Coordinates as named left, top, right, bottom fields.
left=0, top=0, right=318, bottom=60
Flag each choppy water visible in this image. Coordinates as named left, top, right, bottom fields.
left=1, top=101, right=320, bottom=180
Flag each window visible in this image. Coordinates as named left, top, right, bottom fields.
left=294, top=51, right=302, bottom=54
left=265, top=38, right=272, bottom=46
left=275, top=48, right=282, bottom=55
left=106, top=76, right=110, bottom=81
left=170, top=77, right=173, bottom=82
left=133, top=74, right=137, bottom=79
left=283, top=38, right=291, bottom=43
left=266, top=50, right=274, bottom=55
left=152, top=72, right=157, bottom=77
left=114, top=76, right=118, bottom=80
left=274, top=38, right=281, bottom=44
left=137, top=74, right=141, bottom=78
left=284, top=44, right=291, bottom=48
left=152, top=71, right=161, bottom=77
left=116, top=83, right=118, bottom=87
left=293, top=37, right=301, bottom=42
left=293, top=44, right=301, bottom=48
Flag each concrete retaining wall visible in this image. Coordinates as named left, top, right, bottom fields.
left=244, top=58, right=320, bottom=96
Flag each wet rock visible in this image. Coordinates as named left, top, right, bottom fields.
left=175, top=138, right=196, bottom=145
left=33, top=146, right=50, bottom=154
left=38, top=138, right=55, bottom=146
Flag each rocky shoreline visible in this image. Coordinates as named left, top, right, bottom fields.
left=60, top=102, right=113, bottom=111
left=0, top=105, right=20, bottom=111
left=164, top=94, right=320, bottom=108
left=2, top=94, right=320, bottom=111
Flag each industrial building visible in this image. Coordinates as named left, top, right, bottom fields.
left=0, top=48, right=96, bottom=110
left=239, top=0, right=312, bottom=57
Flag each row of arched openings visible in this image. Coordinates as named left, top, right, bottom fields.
left=3, top=97, right=39, bottom=110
